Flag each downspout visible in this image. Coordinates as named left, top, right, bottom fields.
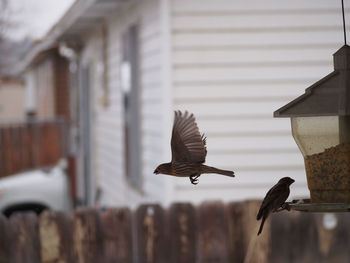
left=58, top=42, right=82, bottom=206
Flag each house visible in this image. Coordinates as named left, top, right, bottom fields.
left=0, top=77, right=25, bottom=121
left=16, top=0, right=345, bottom=208
left=0, top=39, right=74, bottom=209
left=5, top=43, right=75, bottom=198
left=0, top=39, right=34, bottom=122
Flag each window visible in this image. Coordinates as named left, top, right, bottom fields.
left=121, top=24, right=141, bottom=187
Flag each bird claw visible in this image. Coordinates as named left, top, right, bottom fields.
left=283, top=202, right=291, bottom=211
left=190, top=175, right=200, bottom=185
left=275, top=203, right=291, bottom=212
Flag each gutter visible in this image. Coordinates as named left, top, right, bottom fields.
left=11, top=0, right=97, bottom=75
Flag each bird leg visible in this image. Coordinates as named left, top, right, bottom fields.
left=189, top=174, right=200, bottom=185
left=282, top=202, right=291, bottom=211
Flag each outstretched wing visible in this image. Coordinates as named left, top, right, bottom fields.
left=171, top=111, right=207, bottom=163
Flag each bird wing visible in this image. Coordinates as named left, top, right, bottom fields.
left=171, top=111, right=207, bottom=163
left=257, top=183, right=289, bottom=220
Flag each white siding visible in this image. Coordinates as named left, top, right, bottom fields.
left=170, top=0, right=346, bottom=203
left=0, top=80, right=25, bottom=121
left=25, top=58, right=55, bottom=119
left=77, top=32, right=102, bottom=205
left=90, top=0, right=166, bottom=208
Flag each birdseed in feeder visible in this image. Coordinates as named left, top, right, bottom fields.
left=304, top=143, right=350, bottom=203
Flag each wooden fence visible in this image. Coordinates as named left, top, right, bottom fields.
left=0, top=119, right=67, bottom=178
left=1, top=201, right=350, bottom=263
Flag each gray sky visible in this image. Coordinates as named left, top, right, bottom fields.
left=8, top=0, right=74, bottom=40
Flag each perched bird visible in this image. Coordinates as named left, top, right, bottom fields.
left=154, top=110, right=235, bottom=185
left=256, top=177, right=295, bottom=235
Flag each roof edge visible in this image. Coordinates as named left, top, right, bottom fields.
left=274, top=71, right=339, bottom=117
left=11, top=0, right=97, bottom=75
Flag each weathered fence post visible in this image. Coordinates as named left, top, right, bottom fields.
left=197, top=201, right=229, bottom=263
left=73, top=208, right=104, bottom=263
left=316, top=213, right=350, bottom=263
left=3, top=128, right=13, bottom=175
left=39, top=210, right=73, bottom=263
left=136, top=204, right=166, bottom=263
left=0, top=215, right=14, bottom=263
left=0, top=128, right=4, bottom=178
left=168, top=203, right=196, bottom=263
left=227, top=202, right=246, bottom=263
left=11, top=125, right=23, bottom=175
left=38, top=122, right=62, bottom=166
left=242, top=200, right=270, bottom=263
left=21, top=124, right=32, bottom=171
left=313, top=213, right=350, bottom=262
left=101, top=208, right=133, bottom=263
left=270, top=212, right=321, bottom=263
left=9, top=212, right=41, bottom=263
left=227, top=200, right=270, bottom=263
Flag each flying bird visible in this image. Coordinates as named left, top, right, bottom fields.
left=154, top=110, right=235, bottom=185
left=256, top=177, right=295, bottom=235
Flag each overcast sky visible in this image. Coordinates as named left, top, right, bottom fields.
left=8, top=0, right=74, bottom=40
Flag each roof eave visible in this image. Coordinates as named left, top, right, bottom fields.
left=11, top=0, right=123, bottom=75
left=274, top=71, right=339, bottom=118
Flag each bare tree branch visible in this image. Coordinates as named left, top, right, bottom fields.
left=0, top=0, right=10, bottom=40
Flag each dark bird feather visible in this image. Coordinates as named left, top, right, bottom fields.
left=257, top=177, right=295, bottom=235
left=154, top=110, right=234, bottom=185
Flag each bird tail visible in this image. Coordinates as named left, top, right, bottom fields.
left=257, top=216, right=266, bottom=236
left=256, top=207, right=263, bottom=220
left=201, top=165, right=235, bottom=177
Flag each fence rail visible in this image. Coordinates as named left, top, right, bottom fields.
left=1, top=201, right=350, bottom=263
left=0, top=119, right=67, bottom=178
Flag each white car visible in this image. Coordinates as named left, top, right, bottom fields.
left=0, top=159, right=72, bottom=217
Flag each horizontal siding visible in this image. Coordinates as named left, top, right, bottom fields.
left=203, top=152, right=303, bottom=168
left=205, top=135, right=297, bottom=152
left=174, top=101, right=293, bottom=117
left=174, top=83, right=308, bottom=100
left=90, top=0, right=166, bottom=208
left=173, top=31, right=342, bottom=48
left=173, top=48, right=335, bottom=65
left=198, top=118, right=291, bottom=134
left=172, top=12, right=346, bottom=29
left=172, top=1, right=347, bottom=12
left=174, top=66, right=331, bottom=82
left=169, top=0, right=345, bottom=202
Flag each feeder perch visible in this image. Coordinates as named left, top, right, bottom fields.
left=274, top=45, right=350, bottom=210
left=286, top=199, right=350, bottom=213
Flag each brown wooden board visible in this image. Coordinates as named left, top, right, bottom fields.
left=0, top=129, right=5, bottom=178
left=168, top=203, right=196, bottom=263
left=226, top=202, right=246, bottom=263
left=313, top=213, right=350, bottom=263
left=270, top=212, right=320, bottom=263
left=102, top=208, right=133, bottom=263
left=197, top=201, right=229, bottom=263
left=39, top=210, right=74, bottom=263
left=0, top=120, right=67, bottom=177
left=73, top=208, right=104, bottom=263
left=4, top=128, right=14, bottom=175
left=136, top=204, right=166, bottom=263
left=9, top=212, right=41, bottom=263
left=0, top=214, right=14, bottom=263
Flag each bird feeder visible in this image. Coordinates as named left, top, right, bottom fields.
left=274, top=45, right=350, bottom=211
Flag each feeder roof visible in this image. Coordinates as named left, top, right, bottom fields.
left=274, top=45, right=350, bottom=117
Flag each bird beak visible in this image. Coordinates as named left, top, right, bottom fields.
left=153, top=169, right=159, bottom=174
